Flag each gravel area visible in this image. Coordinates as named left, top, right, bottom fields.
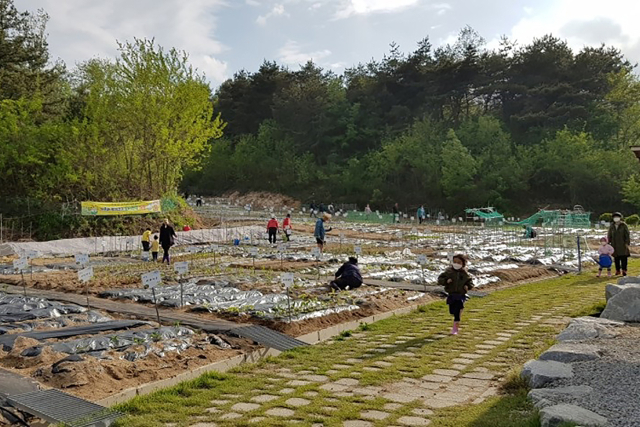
left=553, top=324, right=640, bottom=427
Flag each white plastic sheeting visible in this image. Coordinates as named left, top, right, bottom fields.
left=0, top=225, right=264, bottom=257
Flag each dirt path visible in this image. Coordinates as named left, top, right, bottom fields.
left=117, top=269, right=611, bottom=427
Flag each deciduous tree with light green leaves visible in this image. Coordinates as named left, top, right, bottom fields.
left=440, top=129, right=477, bottom=207
left=76, top=38, right=225, bottom=200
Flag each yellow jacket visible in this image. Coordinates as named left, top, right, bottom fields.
left=151, top=240, right=159, bottom=252
left=142, top=230, right=151, bottom=242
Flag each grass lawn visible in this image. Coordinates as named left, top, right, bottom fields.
left=113, top=262, right=627, bottom=427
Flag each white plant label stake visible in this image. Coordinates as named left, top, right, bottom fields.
left=142, top=271, right=162, bottom=323
left=78, top=266, right=94, bottom=308
left=281, top=273, right=295, bottom=323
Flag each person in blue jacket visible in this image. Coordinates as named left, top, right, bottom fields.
left=417, top=205, right=426, bottom=224
left=314, top=213, right=332, bottom=254
left=330, top=257, right=363, bottom=291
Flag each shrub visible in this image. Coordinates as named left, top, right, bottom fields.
left=599, top=213, right=612, bottom=222
left=626, top=214, right=640, bottom=226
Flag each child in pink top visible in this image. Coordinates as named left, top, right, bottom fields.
left=597, top=237, right=614, bottom=277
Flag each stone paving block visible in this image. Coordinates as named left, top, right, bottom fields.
left=353, top=386, right=383, bottom=396
left=459, top=353, right=483, bottom=359
left=423, top=398, right=457, bottom=408
left=475, top=344, right=496, bottom=350
left=288, top=380, right=311, bottom=386
left=302, top=375, right=329, bottom=382
left=279, top=388, right=295, bottom=394
left=417, top=381, right=441, bottom=390
left=343, top=420, right=373, bottom=427
left=303, top=391, right=319, bottom=397
left=362, top=366, right=381, bottom=372
left=396, top=352, right=418, bottom=357
left=285, top=398, right=311, bottom=407
left=472, top=367, right=490, bottom=373
left=190, top=423, right=218, bottom=427
left=451, top=364, right=467, bottom=370
left=265, top=407, right=295, bottom=417
left=320, top=383, right=349, bottom=392
left=322, top=406, right=338, bottom=412
left=397, top=416, right=432, bottom=426
left=382, top=392, right=419, bottom=403
left=205, top=408, right=220, bottom=413
left=484, top=340, right=505, bottom=345
left=251, top=394, right=279, bottom=403
left=326, top=370, right=339, bottom=375
left=336, top=378, right=360, bottom=386
left=248, top=417, right=265, bottom=424
left=346, top=358, right=364, bottom=364
left=374, top=361, right=393, bottom=368
left=333, top=364, right=351, bottom=369
left=209, top=399, right=230, bottom=405
left=361, top=410, right=391, bottom=420
left=462, top=372, right=495, bottom=380
left=475, top=349, right=491, bottom=354
left=231, top=402, right=260, bottom=412
left=219, top=412, right=242, bottom=420
left=412, top=408, right=434, bottom=416
left=451, top=358, right=474, bottom=364
left=454, top=378, right=491, bottom=388
left=384, top=403, right=403, bottom=410
left=298, top=370, right=312, bottom=374
left=432, top=369, right=459, bottom=377
left=421, top=374, right=454, bottom=383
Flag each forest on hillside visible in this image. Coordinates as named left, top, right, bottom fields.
left=4, top=0, right=640, bottom=218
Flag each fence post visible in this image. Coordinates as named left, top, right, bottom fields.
left=577, top=234, right=582, bottom=273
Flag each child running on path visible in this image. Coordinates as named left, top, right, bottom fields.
left=597, top=237, right=614, bottom=277
left=438, top=254, right=474, bottom=335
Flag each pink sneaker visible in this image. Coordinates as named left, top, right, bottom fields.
left=451, top=324, right=459, bottom=335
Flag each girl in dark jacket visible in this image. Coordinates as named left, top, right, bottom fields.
left=437, top=254, right=474, bottom=335
left=159, top=219, right=176, bottom=265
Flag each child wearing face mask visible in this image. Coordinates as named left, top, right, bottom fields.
left=596, top=237, right=614, bottom=277
left=438, top=254, right=474, bottom=335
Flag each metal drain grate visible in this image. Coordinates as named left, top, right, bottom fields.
left=231, top=325, right=308, bottom=351
left=7, top=389, right=121, bottom=427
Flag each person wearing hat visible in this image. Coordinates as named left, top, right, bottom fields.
left=330, top=257, right=363, bottom=291
left=267, top=216, right=279, bottom=244
left=314, top=213, right=332, bottom=254
left=608, top=212, right=631, bottom=276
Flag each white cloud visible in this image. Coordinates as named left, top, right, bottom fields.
left=246, top=0, right=260, bottom=5
left=500, top=0, right=640, bottom=64
left=257, top=3, right=289, bottom=26
left=278, top=40, right=332, bottom=65
left=21, top=0, right=229, bottom=84
left=335, top=0, right=420, bottom=19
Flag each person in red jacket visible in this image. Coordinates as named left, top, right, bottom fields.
left=267, top=216, right=279, bottom=244
left=282, top=213, right=292, bottom=242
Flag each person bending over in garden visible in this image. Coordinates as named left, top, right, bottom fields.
left=608, top=212, right=631, bottom=276
left=282, top=213, right=292, bottom=242
left=141, top=227, right=151, bottom=252
left=330, top=257, right=363, bottom=291
left=438, top=254, right=474, bottom=335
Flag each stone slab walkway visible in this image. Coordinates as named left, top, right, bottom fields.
left=119, top=274, right=607, bottom=427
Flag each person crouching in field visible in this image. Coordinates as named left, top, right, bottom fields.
left=438, top=254, right=474, bottom=335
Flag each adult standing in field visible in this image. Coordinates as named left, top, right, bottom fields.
left=159, top=219, right=176, bottom=265
left=393, top=203, right=400, bottom=223
left=608, top=212, right=631, bottom=276
left=267, top=216, right=279, bottom=244
left=282, top=213, right=292, bottom=242
left=315, top=213, right=332, bottom=254
left=417, top=205, right=426, bottom=224
left=364, top=204, right=372, bottom=215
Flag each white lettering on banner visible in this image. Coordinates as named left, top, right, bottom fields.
left=78, top=266, right=94, bottom=283
left=142, top=271, right=162, bottom=288
left=75, top=254, right=89, bottom=265
left=354, top=246, right=362, bottom=255
left=174, top=262, right=189, bottom=275
left=281, top=272, right=294, bottom=288
left=417, top=255, right=427, bottom=265
left=13, top=258, right=28, bottom=271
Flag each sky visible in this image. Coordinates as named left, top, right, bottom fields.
left=21, top=0, right=640, bottom=88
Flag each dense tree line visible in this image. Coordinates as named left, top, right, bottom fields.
left=0, top=0, right=223, bottom=216
left=185, top=28, right=640, bottom=216
left=4, top=0, right=640, bottom=219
